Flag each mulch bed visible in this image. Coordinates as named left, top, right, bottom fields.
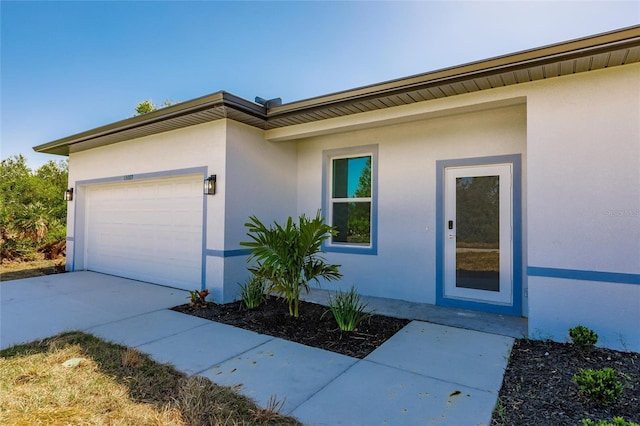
left=172, top=296, right=409, bottom=359
left=173, top=298, right=639, bottom=424
left=492, top=339, right=640, bottom=425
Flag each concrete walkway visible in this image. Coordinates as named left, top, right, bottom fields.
left=1, top=272, right=514, bottom=425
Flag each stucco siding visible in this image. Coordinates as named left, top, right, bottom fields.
left=220, top=120, right=297, bottom=301
left=526, top=64, right=640, bottom=274
left=68, top=120, right=227, bottom=251
left=525, top=63, right=640, bottom=351
left=224, top=120, right=297, bottom=250
left=529, top=277, right=640, bottom=351
left=296, top=104, right=527, bottom=304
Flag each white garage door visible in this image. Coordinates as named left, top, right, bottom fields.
left=84, top=174, right=203, bottom=290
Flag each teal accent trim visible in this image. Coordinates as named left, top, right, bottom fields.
left=206, top=249, right=250, bottom=258
left=436, top=154, right=523, bottom=316
left=75, top=167, right=207, bottom=186
left=321, top=145, right=378, bottom=255
left=528, top=267, right=640, bottom=285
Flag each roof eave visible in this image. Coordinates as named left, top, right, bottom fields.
left=268, top=25, right=640, bottom=117
left=33, top=25, right=640, bottom=156
left=33, top=91, right=266, bottom=155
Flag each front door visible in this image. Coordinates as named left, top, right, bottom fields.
left=443, top=163, right=513, bottom=307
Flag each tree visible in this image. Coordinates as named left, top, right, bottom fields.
left=0, top=155, right=68, bottom=259
left=133, top=99, right=157, bottom=115
left=34, top=159, right=69, bottom=223
left=133, top=99, right=178, bottom=116
left=241, top=211, right=342, bottom=317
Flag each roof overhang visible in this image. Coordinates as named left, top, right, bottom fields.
left=34, top=25, right=640, bottom=156
left=34, top=92, right=268, bottom=156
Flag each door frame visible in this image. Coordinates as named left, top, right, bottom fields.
left=435, top=154, right=522, bottom=316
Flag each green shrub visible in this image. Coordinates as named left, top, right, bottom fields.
left=241, top=211, right=342, bottom=317
left=188, top=289, right=209, bottom=308
left=570, top=325, right=598, bottom=348
left=573, top=368, right=622, bottom=406
left=324, top=286, right=372, bottom=332
left=582, top=417, right=639, bottom=426
left=239, top=276, right=267, bottom=309
left=1, top=156, right=69, bottom=261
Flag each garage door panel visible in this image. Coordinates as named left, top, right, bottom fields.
left=85, top=175, right=203, bottom=290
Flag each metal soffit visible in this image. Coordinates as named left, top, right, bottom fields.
left=34, top=26, right=640, bottom=156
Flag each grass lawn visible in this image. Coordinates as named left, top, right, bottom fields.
left=0, top=256, right=65, bottom=281
left=0, top=332, right=300, bottom=426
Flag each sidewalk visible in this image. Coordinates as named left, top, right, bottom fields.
left=1, top=272, right=514, bottom=425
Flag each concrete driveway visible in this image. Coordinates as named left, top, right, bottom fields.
left=1, top=271, right=513, bottom=425
left=1, top=271, right=188, bottom=349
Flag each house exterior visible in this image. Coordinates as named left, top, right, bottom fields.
left=35, top=26, right=640, bottom=351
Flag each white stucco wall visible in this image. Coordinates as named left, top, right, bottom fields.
left=219, top=120, right=298, bottom=301
left=67, top=120, right=227, bottom=275
left=526, top=64, right=640, bottom=351
left=224, top=120, right=297, bottom=250
left=526, top=64, right=639, bottom=273
left=296, top=104, right=527, bottom=305
left=66, top=118, right=298, bottom=303
left=279, top=63, right=639, bottom=351
left=529, top=277, right=639, bottom=351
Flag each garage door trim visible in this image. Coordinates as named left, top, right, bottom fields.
left=69, top=166, right=209, bottom=290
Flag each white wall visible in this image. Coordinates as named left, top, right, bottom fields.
left=526, top=64, right=640, bottom=273
left=66, top=118, right=298, bottom=303
left=526, top=64, right=640, bottom=351
left=224, top=120, right=297, bottom=249
left=529, top=277, right=639, bottom=351
left=218, top=120, right=298, bottom=301
left=296, top=104, right=527, bottom=304
left=66, top=120, right=227, bottom=296
left=289, top=63, right=639, bottom=351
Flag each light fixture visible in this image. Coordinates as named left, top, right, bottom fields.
left=204, top=175, right=216, bottom=195
left=64, top=188, right=74, bottom=201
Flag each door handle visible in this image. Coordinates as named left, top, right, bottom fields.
left=448, top=234, right=456, bottom=239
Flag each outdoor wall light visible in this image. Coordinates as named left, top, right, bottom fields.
left=64, top=188, right=74, bottom=201
left=204, top=175, right=216, bottom=195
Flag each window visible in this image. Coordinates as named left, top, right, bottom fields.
left=323, top=145, right=377, bottom=254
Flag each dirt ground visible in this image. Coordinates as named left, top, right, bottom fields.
left=0, top=256, right=65, bottom=281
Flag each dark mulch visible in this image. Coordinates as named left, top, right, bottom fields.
left=172, top=296, right=410, bottom=359
left=492, top=339, right=640, bottom=425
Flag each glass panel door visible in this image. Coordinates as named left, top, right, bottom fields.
left=444, top=164, right=512, bottom=305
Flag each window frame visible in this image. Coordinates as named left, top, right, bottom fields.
left=322, top=145, right=378, bottom=255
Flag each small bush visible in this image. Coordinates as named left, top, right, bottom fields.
left=241, top=211, right=342, bottom=317
left=188, top=289, right=209, bottom=308
left=239, top=276, right=267, bottom=309
left=324, top=286, right=372, bottom=332
left=582, top=417, right=639, bottom=426
left=573, top=368, right=622, bottom=406
left=570, top=325, right=598, bottom=348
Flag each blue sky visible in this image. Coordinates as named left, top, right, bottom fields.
left=1, top=1, right=638, bottom=168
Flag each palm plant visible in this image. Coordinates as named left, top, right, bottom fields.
left=325, top=286, right=372, bottom=332
left=14, top=202, right=50, bottom=244
left=241, top=211, right=342, bottom=317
